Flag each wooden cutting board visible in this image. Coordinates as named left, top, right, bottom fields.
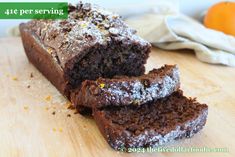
left=0, top=37, right=234, bottom=157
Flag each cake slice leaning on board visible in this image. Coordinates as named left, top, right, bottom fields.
left=70, top=65, right=180, bottom=114
left=93, top=90, right=208, bottom=151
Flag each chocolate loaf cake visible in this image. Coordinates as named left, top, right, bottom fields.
left=71, top=65, right=180, bottom=111
left=93, top=90, right=208, bottom=151
left=19, top=2, right=151, bottom=97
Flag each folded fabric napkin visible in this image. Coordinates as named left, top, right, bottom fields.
left=110, top=0, right=235, bottom=66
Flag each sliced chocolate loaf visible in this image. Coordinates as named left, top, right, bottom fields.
left=20, top=2, right=151, bottom=97
left=71, top=65, right=180, bottom=111
left=93, top=90, right=208, bottom=151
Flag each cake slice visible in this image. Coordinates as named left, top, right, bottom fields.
left=71, top=65, right=180, bottom=112
left=19, top=2, right=151, bottom=97
left=93, top=90, right=208, bottom=151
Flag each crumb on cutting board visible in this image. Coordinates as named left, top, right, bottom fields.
left=74, top=111, right=79, bottom=114
left=45, top=95, right=52, bottom=101
left=12, top=76, right=18, bottom=81
left=66, top=102, right=74, bottom=110
left=30, top=72, right=34, bottom=78
left=52, top=128, right=63, bottom=133
left=24, top=105, right=29, bottom=110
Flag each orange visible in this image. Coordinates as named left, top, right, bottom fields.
left=204, top=1, right=235, bottom=37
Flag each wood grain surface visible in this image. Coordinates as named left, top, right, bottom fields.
left=0, top=37, right=234, bottom=157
